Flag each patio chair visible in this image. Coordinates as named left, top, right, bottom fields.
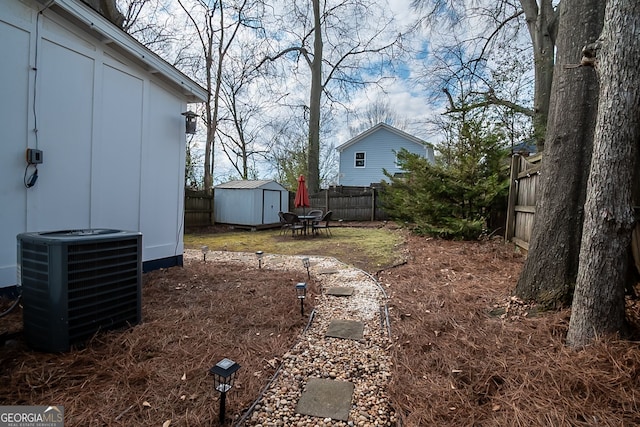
left=282, top=212, right=305, bottom=237
left=307, top=209, right=323, bottom=221
left=307, top=209, right=323, bottom=230
left=278, top=211, right=290, bottom=235
left=312, top=210, right=333, bottom=236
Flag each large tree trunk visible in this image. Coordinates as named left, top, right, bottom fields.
left=307, top=0, right=322, bottom=193
left=520, top=0, right=556, bottom=150
left=566, top=0, right=640, bottom=347
left=514, top=0, right=605, bottom=306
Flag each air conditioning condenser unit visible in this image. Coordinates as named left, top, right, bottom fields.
left=17, top=229, right=142, bottom=352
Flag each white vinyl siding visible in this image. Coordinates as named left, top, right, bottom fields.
left=355, top=152, right=366, bottom=168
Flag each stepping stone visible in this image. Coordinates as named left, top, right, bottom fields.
left=317, top=268, right=340, bottom=275
left=325, top=319, right=364, bottom=341
left=295, top=378, right=354, bottom=421
left=326, top=286, right=354, bottom=296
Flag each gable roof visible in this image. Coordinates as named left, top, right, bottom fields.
left=215, top=180, right=285, bottom=190
left=336, top=122, right=432, bottom=152
left=47, top=0, right=207, bottom=103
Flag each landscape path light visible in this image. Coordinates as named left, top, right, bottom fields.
left=201, top=245, right=209, bottom=262
left=302, top=257, right=310, bottom=280
left=295, top=282, right=307, bottom=316
left=256, top=250, right=264, bottom=268
left=209, top=358, right=241, bottom=424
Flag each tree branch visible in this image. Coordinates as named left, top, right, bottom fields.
left=255, top=46, right=311, bottom=72
left=442, top=87, right=534, bottom=117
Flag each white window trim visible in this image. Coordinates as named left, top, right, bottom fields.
left=354, top=151, right=366, bottom=168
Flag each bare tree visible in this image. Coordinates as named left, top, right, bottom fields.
left=348, top=99, right=410, bottom=136
left=176, top=0, right=263, bottom=193
left=566, top=0, right=640, bottom=347
left=258, top=0, right=400, bottom=192
left=413, top=0, right=557, bottom=149
left=215, top=40, right=276, bottom=180
left=265, top=118, right=309, bottom=189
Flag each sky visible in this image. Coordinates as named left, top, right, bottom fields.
left=142, top=0, right=534, bottom=186
left=334, top=0, right=441, bottom=142
left=169, top=0, right=442, bottom=185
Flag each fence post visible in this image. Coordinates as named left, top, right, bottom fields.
left=209, top=195, right=214, bottom=225
left=326, top=189, right=330, bottom=213
left=371, top=187, right=376, bottom=221
left=505, top=154, right=520, bottom=242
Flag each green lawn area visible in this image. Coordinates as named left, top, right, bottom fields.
left=184, top=225, right=406, bottom=272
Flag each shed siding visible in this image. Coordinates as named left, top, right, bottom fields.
left=338, top=127, right=433, bottom=186
left=214, top=181, right=289, bottom=226
left=215, top=189, right=257, bottom=225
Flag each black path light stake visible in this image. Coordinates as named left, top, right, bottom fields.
left=302, top=257, right=310, bottom=280
left=256, top=251, right=264, bottom=268
left=296, top=282, right=307, bottom=316
left=201, top=245, right=209, bottom=262
left=209, top=358, right=241, bottom=425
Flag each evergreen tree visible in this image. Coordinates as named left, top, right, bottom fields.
left=381, top=118, right=509, bottom=239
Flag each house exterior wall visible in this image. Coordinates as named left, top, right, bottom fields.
left=338, top=126, right=435, bottom=187
left=0, top=0, right=193, bottom=289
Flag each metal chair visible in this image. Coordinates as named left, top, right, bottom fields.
left=278, top=211, right=290, bottom=235
left=312, top=211, right=333, bottom=236
left=307, top=209, right=323, bottom=221
left=282, top=212, right=305, bottom=236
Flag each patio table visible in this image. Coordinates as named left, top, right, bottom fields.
left=298, top=215, right=318, bottom=235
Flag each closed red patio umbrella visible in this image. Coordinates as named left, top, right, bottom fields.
left=294, top=175, right=310, bottom=215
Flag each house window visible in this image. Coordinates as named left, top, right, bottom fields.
left=355, top=152, right=366, bottom=168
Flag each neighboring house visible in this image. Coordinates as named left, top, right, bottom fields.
left=336, top=123, right=435, bottom=187
left=0, top=0, right=207, bottom=293
left=511, top=139, right=537, bottom=156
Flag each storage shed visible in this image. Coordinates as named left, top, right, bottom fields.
left=214, top=180, right=289, bottom=229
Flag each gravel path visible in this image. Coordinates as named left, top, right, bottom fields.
left=184, top=251, right=395, bottom=427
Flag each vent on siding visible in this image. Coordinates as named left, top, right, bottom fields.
left=18, top=230, right=142, bottom=352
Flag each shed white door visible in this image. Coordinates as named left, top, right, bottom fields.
left=263, top=190, right=281, bottom=224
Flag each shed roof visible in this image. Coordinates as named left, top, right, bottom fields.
left=336, top=122, right=432, bottom=152
left=215, top=180, right=286, bottom=190
left=47, top=0, right=207, bottom=103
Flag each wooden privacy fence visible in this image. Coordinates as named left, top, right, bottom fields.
left=291, top=186, right=390, bottom=221
left=184, top=186, right=389, bottom=228
left=505, top=153, right=541, bottom=251
left=184, top=190, right=213, bottom=227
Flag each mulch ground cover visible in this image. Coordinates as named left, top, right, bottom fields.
left=1, top=226, right=639, bottom=426
left=1, top=261, right=317, bottom=426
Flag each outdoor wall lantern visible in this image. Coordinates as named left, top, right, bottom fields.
left=256, top=251, right=264, bottom=269
left=209, top=358, right=241, bottom=424
left=295, top=282, right=307, bottom=316
left=182, top=110, right=198, bottom=134
left=201, top=245, right=209, bottom=262
left=302, top=257, right=310, bottom=280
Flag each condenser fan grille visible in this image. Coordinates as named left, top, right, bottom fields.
left=18, top=230, right=142, bottom=352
